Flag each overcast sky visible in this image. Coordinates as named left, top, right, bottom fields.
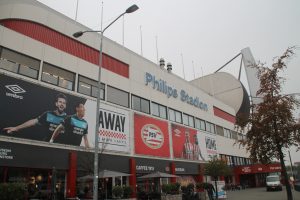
left=37, top=0, right=300, bottom=163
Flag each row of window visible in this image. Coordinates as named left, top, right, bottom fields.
left=220, top=154, right=252, bottom=167
left=0, top=46, right=245, bottom=140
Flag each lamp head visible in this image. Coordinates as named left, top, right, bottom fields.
left=126, top=4, right=139, bottom=13
left=73, top=31, right=84, bottom=38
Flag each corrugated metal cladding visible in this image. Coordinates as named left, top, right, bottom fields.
left=213, top=106, right=236, bottom=124
left=1, top=19, right=129, bottom=78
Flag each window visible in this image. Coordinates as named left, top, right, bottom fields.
left=238, top=133, right=243, bottom=140
left=42, top=63, right=75, bottom=90
left=241, top=158, right=246, bottom=165
left=236, top=157, right=241, bottom=165
left=183, top=113, right=194, bottom=127
left=228, top=156, right=233, bottom=166
left=216, top=125, right=224, bottom=136
left=131, top=95, right=150, bottom=114
left=231, top=131, right=238, bottom=140
left=206, top=122, right=215, bottom=134
left=107, top=86, right=129, bottom=107
left=0, top=47, right=40, bottom=79
left=169, top=108, right=182, bottom=123
left=183, top=114, right=188, bottom=126
left=247, top=159, right=252, bottom=165
left=169, top=109, right=175, bottom=122
left=78, top=76, right=105, bottom=99
left=151, top=102, right=167, bottom=119
left=175, top=110, right=182, bottom=123
left=232, top=156, right=237, bottom=166
left=188, top=115, right=194, bottom=127
left=195, top=118, right=206, bottom=131
left=224, top=129, right=231, bottom=138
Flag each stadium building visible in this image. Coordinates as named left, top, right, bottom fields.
left=0, top=0, right=281, bottom=199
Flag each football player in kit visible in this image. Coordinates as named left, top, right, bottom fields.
left=50, top=102, right=90, bottom=148
left=4, top=93, right=67, bottom=141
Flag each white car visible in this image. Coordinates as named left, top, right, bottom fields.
left=266, top=175, right=282, bottom=191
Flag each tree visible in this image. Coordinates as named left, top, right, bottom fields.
left=204, top=158, right=232, bottom=200
left=238, top=47, right=300, bottom=200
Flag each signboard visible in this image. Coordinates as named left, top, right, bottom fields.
left=134, top=113, right=170, bottom=158
left=212, top=181, right=227, bottom=199
left=171, top=124, right=204, bottom=161
left=98, top=103, right=130, bottom=152
left=234, top=163, right=282, bottom=175
left=0, top=141, right=69, bottom=169
left=145, top=72, right=208, bottom=111
left=0, top=74, right=130, bottom=153
left=196, top=132, right=217, bottom=161
left=135, top=157, right=170, bottom=173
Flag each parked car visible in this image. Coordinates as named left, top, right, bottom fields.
left=266, top=175, right=282, bottom=191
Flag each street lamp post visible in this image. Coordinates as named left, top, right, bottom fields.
left=73, top=4, right=138, bottom=200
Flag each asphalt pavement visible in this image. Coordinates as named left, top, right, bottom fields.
left=226, top=187, right=300, bottom=200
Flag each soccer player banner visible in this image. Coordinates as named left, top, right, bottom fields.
left=0, top=74, right=132, bottom=153
left=171, top=123, right=205, bottom=161
left=0, top=74, right=88, bottom=145
left=134, top=113, right=170, bottom=158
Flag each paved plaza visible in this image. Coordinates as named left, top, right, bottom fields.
left=226, top=187, right=300, bottom=200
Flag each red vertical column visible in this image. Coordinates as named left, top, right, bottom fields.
left=170, top=162, right=176, bottom=183
left=66, top=151, right=77, bottom=198
left=195, top=164, right=204, bottom=183
left=220, top=176, right=225, bottom=181
left=2, top=167, right=8, bottom=182
left=129, top=158, right=137, bottom=198
left=195, top=164, right=204, bottom=192
left=234, top=170, right=240, bottom=185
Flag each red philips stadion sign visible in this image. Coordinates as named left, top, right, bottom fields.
left=234, top=163, right=281, bottom=175
left=134, top=113, right=170, bottom=158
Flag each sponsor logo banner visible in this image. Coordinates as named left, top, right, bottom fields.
left=134, top=113, right=170, bottom=158
left=97, top=104, right=130, bottom=152
left=5, top=84, right=26, bottom=99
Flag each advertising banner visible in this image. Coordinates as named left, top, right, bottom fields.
left=134, top=113, right=170, bottom=158
left=196, top=132, right=217, bottom=161
left=0, top=74, right=130, bottom=153
left=97, top=103, right=130, bottom=152
left=212, top=181, right=227, bottom=199
left=234, top=163, right=281, bottom=175
left=171, top=124, right=205, bottom=161
left=0, top=74, right=87, bottom=146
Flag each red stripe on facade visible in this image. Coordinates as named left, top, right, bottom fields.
left=213, top=106, right=236, bottom=123
left=1, top=19, right=129, bottom=78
